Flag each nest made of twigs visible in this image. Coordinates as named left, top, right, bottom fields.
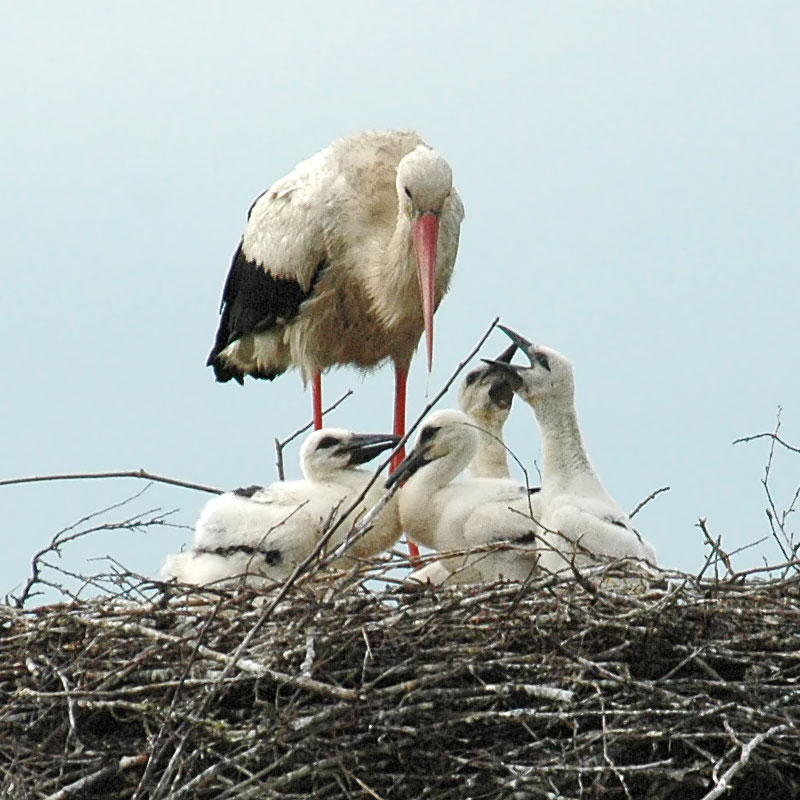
left=2, top=556, right=799, bottom=800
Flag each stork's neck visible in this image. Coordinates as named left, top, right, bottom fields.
left=533, top=400, right=603, bottom=496
left=397, top=449, right=470, bottom=550
left=468, top=418, right=511, bottom=479
left=362, top=211, right=420, bottom=327
left=306, top=466, right=372, bottom=492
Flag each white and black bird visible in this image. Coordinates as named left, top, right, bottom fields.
left=162, top=429, right=401, bottom=586
left=458, top=342, right=517, bottom=479
left=388, top=409, right=543, bottom=584
left=206, top=129, right=463, bottom=449
left=410, top=344, right=519, bottom=585
left=485, top=326, right=658, bottom=572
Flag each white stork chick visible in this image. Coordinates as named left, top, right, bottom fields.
left=409, top=344, right=519, bottom=585
left=388, top=410, right=543, bottom=584
left=458, top=342, right=517, bottom=479
left=162, top=429, right=401, bottom=587
left=487, top=326, right=658, bottom=572
left=206, top=129, right=464, bottom=443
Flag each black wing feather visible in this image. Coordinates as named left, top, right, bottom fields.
left=206, top=241, right=327, bottom=384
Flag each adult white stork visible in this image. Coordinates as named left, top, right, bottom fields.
left=207, top=130, right=463, bottom=438
left=161, top=428, right=402, bottom=587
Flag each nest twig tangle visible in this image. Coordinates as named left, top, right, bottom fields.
left=2, top=556, right=799, bottom=800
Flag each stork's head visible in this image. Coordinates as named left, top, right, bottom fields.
left=458, top=343, right=518, bottom=425
left=300, top=428, right=400, bottom=480
left=397, top=145, right=454, bottom=371
left=385, top=409, right=477, bottom=489
left=483, top=327, right=575, bottom=409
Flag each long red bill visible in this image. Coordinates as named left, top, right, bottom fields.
left=411, top=212, right=439, bottom=371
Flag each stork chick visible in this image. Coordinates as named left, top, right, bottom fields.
left=487, top=326, right=658, bottom=572
left=162, top=429, right=401, bottom=587
left=389, top=410, right=542, bottom=584
left=410, top=344, right=520, bottom=585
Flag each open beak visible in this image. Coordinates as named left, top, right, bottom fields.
left=494, top=341, right=518, bottom=365
left=497, top=325, right=534, bottom=354
left=488, top=341, right=519, bottom=408
left=480, top=358, right=525, bottom=392
left=340, top=433, right=402, bottom=466
left=497, top=324, right=548, bottom=369
left=411, top=212, right=440, bottom=371
left=384, top=445, right=430, bottom=490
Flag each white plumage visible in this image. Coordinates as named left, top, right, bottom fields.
left=409, top=346, right=521, bottom=585
left=487, top=326, right=658, bottom=572
left=207, top=129, right=464, bottom=439
left=389, top=410, right=543, bottom=584
left=162, top=429, right=401, bottom=587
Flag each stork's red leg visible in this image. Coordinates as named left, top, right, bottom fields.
left=390, top=365, right=421, bottom=566
left=312, top=372, right=323, bottom=430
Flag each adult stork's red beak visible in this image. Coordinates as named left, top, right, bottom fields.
left=411, top=212, right=439, bottom=371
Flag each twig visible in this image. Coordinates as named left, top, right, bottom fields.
left=731, top=557, right=800, bottom=580
left=341, top=767, right=388, bottom=800
left=698, top=724, right=787, bottom=800
left=733, top=433, right=800, bottom=456
left=12, top=488, right=175, bottom=608
left=629, top=486, right=670, bottom=519
left=0, top=469, right=222, bottom=495
left=696, top=518, right=733, bottom=578
left=42, top=753, right=148, bottom=800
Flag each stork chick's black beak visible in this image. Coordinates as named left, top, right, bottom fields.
left=384, top=446, right=431, bottom=490
left=496, top=325, right=550, bottom=371
left=497, top=324, right=534, bottom=352
left=339, top=433, right=402, bottom=466
left=481, top=359, right=525, bottom=391
left=494, top=341, right=518, bottom=364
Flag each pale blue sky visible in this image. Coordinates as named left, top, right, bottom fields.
left=3, top=2, right=799, bottom=601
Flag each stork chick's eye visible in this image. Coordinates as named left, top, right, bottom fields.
left=418, top=425, right=440, bottom=445
left=317, top=436, right=340, bottom=449
left=535, top=352, right=551, bottom=372
left=403, top=186, right=413, bottom=200
left=464, top=370, right=481, bottom=386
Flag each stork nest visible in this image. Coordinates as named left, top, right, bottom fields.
left=2, top=555, right=800, bottom=800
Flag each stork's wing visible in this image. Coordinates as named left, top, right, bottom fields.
left=207, top=151, right=339, bottom=377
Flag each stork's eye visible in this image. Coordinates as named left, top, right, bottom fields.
left=403, top=186, right=412, bottom=200
left=317, top=436, right=339, bottom=449
left=535, top=352, right=551, bottom=372
left=419, top=425, right=439, bottom=445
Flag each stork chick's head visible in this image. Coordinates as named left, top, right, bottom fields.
left=485, top=326, right=575, bottom=408
left=385, top=409, right=478, bottom=489
left=300, top=428, right=400, bottom=481
left=458, top=342, right=518, bottom=426
left=397, top=145, right=455, bottom=371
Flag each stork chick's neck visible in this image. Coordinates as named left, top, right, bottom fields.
left=304, top=466, right=371, bottom=491
left=532, top=400, right=602, bottom=495
left=469, top=419, right=511, bottom=479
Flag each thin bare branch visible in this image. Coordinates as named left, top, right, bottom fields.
left=733, top=431, right=800, bottom=455
left=629, top=486, right=670, bottom=519
left=0, top=469, right=222, bottom=495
